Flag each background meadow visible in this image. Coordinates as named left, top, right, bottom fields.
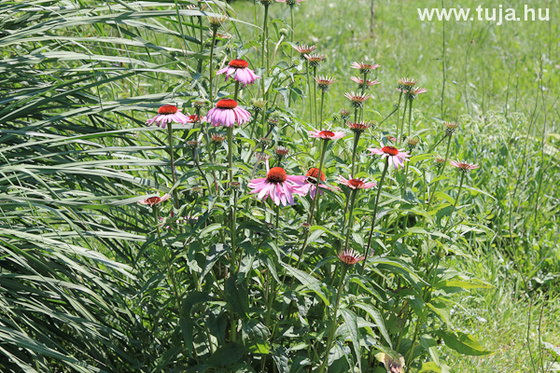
left=0, top=0, right=559, bottom=372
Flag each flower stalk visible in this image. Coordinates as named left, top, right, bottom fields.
left=318, top=264, right=348, bottom=373
left=363, top=157, right=389, bottom=269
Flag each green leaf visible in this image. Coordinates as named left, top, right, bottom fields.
left=418, top=362, right=441, bottom=373
left=353, top=303, right=392, bottom=348
left=340, top=308, right=361, bottom=372
left=438, top=330, right=492, bottom=356
left=280, top=262, right=330, bottom=306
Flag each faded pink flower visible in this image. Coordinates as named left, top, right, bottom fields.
left=217, top=59, right=260, bottom=87
left=206, top=99, right=251, bottom=127
left=146, top=105, right=190, bottom=129
left=344, top=92, right=371, bottom=108
left=347, top=121, right=374, bottom=134
left=337, top=176, right=376, bottom=190
left=138, top=193, right=171, bottom=207
left=350, top=76, right=380, bottom=88
left=351, top=61, right=380, bottom=74
left=368, top=144, right=410, bottom=170
left=309, top=129, right=345, bottom=140
left=338, top=249, right=366, bottom=265
left=248, top=164, right=306, bottom=206
left=450, top=160, right=479, bottom=172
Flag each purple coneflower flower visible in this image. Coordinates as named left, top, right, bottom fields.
left=337, top=176, right=376, bottom=190
left=351, top=61, right=380, bottom=74
left=138, top=193, right=171, bottom=207
left=299, top=168, right=340, bottom=198
left=146, top=105, right=190, bottom=129
left=216, top=59, right=260, bottom=87
left=206, top=99, right=251, bottom=127
left=338, top=249, right=366, bottom=265
left=368, top=144, right=410, bottom=170
left=450, top=161, right=479, bottom=172
left=248, top=164, right=306, bottom=206
left=309, top=129, right=345, bottom=141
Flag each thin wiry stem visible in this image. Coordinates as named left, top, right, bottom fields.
left=363, top=157, right=389, bottom=269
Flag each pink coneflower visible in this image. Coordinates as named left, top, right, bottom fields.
left=339, top=108, right=352, bottom=121
left=304, top=53, right=326, bottom=67
left=309, top=129, right=345, bottom=141
left=350, top=76, right=380, bottom=89
left=368, top=144, right=410, bottom=170
left=146, top=105, right=190, bottom=129
left=408, top=87, right=427, bottom=99
left=397, top=77, right=418, bottom=92
left=337, top=175, right=376, bottom=190
left=300, top=167, right=340, bottom=198
left=338, top=249, right=366, bottom=265
left=314, top=76, right=336, bottom=92
left=347, top=121, right=374, bottom=134
left=138, top=193, right=171, bottom=207
left=450, top=160, right=479, bottom=172
left=216, top=59, right=260, bottom=87
left=293, top=44, right=317, bottom=58
left=351, top=61, right=381, bottom=75
left=444, top=121, right=459, bottom=136
left=206, top=99, right=251, bottom=127
left=344, top=92, right=371, bottom=108
left=248, top=164, right=306, bottom=206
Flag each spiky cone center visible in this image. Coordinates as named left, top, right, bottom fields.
left=145, top=196, right=163, bottom=205
left=434, top=158, right=446, bottom=168
left=348, top=179, right=365, bottom=188
left=216, top=99, right=238, bottom=109
left=306, top=168, right=326, bottom=184
left=295, top=45, right=316, bottom=54
left=398, top=77, right=418, bottom=87
left=158, top=105, right=178, bottom=114
left=318, top=130, right=336, bottom=139
left=211, top=135, right=226, bottom=142
left=267, top=167, right=287, bottom=183
left=348, top=122, right=371, bottom=133
left=382, top=146, right=399, bottom=156
left=338, top=249, right=365, bottom=265
left=229, top=59, right=249, bottom=68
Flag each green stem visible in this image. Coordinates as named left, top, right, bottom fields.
left=233, top=80, right=240, bottom=102
left=153, top=207, right=182, bottom=313
left=398, top=96, right=408, bottom=141
left=394, top=91, right=403, bottom=135
left=262, top=4, right=269, bottom=81
left=319, top=89, right=325, bottom=125
left=343, top=190, right=358, bottom=251
left=444, top=171, right=466, bottom=231
left=306, top=61, right=313, bottom=124
left=407, top=97, right=413, bottom=138
left=227, top=127, right=234, bottom=185
left=350, top=132, right=361, bottom=177
left=208, top=31, right=217, bottom=102
left=318, top=264, right=348, bottom=373
left=290, top=5, right=294, bottom=60
left=313, top=66, right=318, bottom=124
left=363, top=157, right=389, bottom=269
left=439, top=135, right=452, bottom=176
left=167, top=123, right=180, bottom=210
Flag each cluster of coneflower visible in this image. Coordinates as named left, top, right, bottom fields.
left=137, top=4, right=480, bottom=369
